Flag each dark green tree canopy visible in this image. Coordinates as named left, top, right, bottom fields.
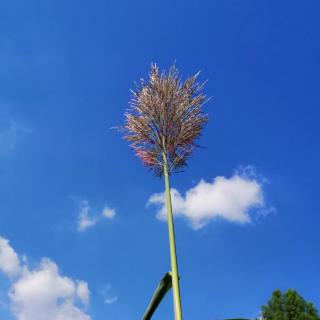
left=261, top=289, right=320, bottom=320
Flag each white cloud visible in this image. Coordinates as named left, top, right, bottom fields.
left=0, top=236, right=91, bottom=320
left=148, top=169, right=270, bottom=229
left=104, top=296, right=118, bottom=304
left=102, top=207, right=116, bottom=219
left=76, top=200, right=116, bottom=232
left=0, top=237, right=21, bottom=277
left=99, top=284, right=118, bottom=305
left=77, top=200, right=98, bottom=232
left=76, top=281, right=90, bottom=305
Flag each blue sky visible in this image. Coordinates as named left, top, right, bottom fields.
left=0, top=0, right=320, bottom=319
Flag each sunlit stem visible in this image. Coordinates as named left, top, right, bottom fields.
left=162, top=150, right=183, bottom=320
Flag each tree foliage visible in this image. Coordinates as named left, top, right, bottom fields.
left=261, top=289, right=320, bottom=320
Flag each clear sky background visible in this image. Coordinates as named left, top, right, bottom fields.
left=0, top=1, right=320, bottom=319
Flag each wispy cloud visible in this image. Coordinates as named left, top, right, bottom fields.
left=148, top=167, right=274, bottom=229
left=77, top=200, right=98, bottom=232
left=98, top=284, right=118, bottom=305
left=0, top=296, right=7, bottom=310
left=0, top=120, right=31, bottom=155
left=76, top=200, right=117, bottom=232
left=102, top=207, right=116, bottom=219
left=104, top=296, right=118, bottom=304
left=0, top=236, right=91, bottom=320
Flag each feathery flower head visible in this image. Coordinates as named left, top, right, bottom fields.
left=122, top=63, right=208, bottom=177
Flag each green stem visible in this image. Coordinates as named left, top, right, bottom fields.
left=162, top=151, right=183, bottom=320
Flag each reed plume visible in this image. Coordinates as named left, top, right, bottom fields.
left=122, top=63, right=208, bottom=176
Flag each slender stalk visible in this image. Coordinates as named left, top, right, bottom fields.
left=122, top=64, right=208, bottom=319
left=162, top=150, right=183, bottom=320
